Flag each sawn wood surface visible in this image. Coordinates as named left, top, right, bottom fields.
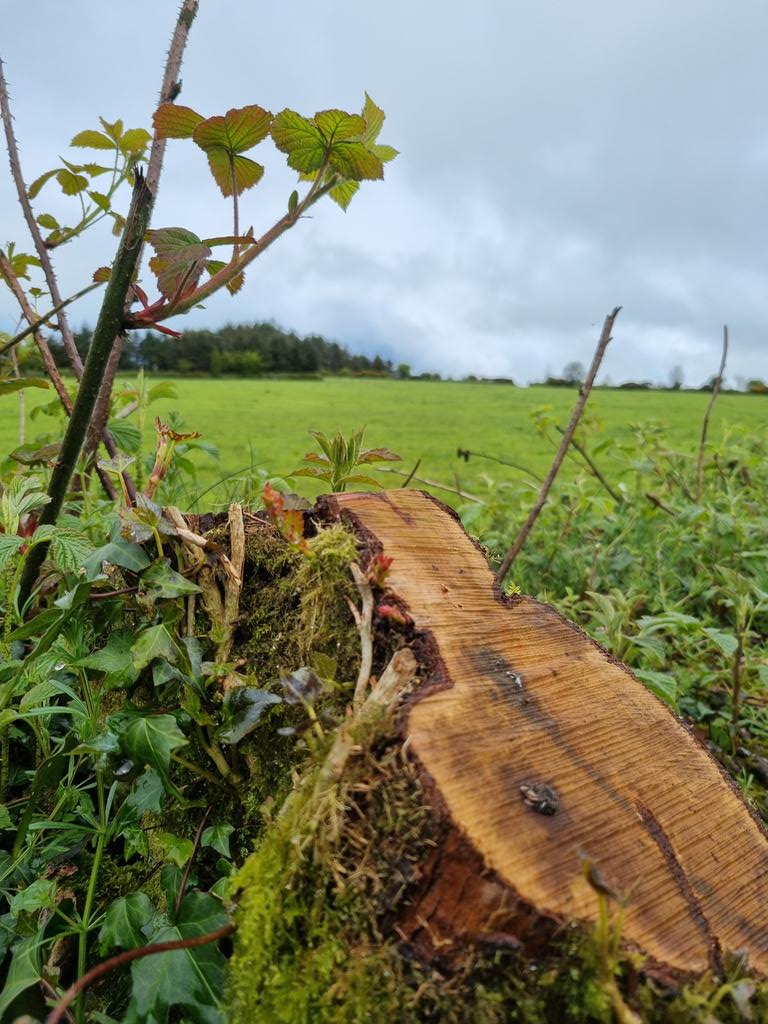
left=332, top=488, right=768, bottom=977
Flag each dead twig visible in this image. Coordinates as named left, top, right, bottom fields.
left=348, top=562, right=374, bottom=709
left=554, top=426, right=623, bottom=503
left=496, top=307, right=622, bottom=586
left=456, top=447, right=543, bottom=483
left=695, top=325, right=728, bottom=503
left=376, top=466, right=483, bottom=503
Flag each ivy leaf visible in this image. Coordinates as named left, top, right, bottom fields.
left=124, top=768, right=165, bottom=819
left=129, top=892, right=228, bottom=1023
left=153, top=103, right=205, bottom=139
left=147, top=227, right=212, bottom=300
left=155, top=831, right=195, bottom=868
left=70, top=128, right=116, bottom=150
left=100, top=891, right=155, bottom=952
left=141, top=560, right=201, bottom=600
left=271, top=109, right=327, bottom=173
left=56, top=168, right=89, bottom=195
left=131, top=624, right=181, bottom=671
left=201, top=823, right=234, bottom=859
left=219, top=687, right=282, bottom=745
left=109, top=711, right=188, bottom=778
left=83, top=539, right=150, bottom=578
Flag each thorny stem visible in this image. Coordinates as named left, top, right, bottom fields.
left=495, top=306, right=622, bottom=586
left=18, top=171, right=154, bottom=608
left=696, top=324, right=728, bottom=504
left=45, top=924, right=235, bottom=1024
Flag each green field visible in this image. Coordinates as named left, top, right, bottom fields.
left=1, top=378, right=765, bottom=508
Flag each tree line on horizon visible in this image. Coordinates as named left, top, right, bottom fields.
left=21, top=321, right=767, bottom=391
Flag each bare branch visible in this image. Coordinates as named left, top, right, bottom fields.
left=695, top=324, right=728, bottom=503
left=495, top=307, right=622, bottom=587
left=376, top=466, right=483, bottom=503
left=0, top=281, right=102, bottom=356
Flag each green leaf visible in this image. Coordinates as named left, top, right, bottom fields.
left=0, top=936, right=43, bottom=1018
left=192, top=105, right=272, bottom=154
left=204, top=150, right=264, bottom=197
left=120, top=127, right=152, bottom=154
left=635, top=670, right=677, bottom=706
left=0, top=534, right=23, bottom=570
left=10, top=878, right=57, bottom=916
left=9, top=441, right=60, bottom=466
left=288, top=189, right=299, bottom=214
left=99, top=116, right=124, bottom=142
left=36, top=212, right=60, bottom=230
left=703, top=628, right=739, bottom=657
left=155, top=831, right=195, bottom=868
left=0, top=805, right=12, bottom=830
left=107, top=418, right=142, bottom=454
left=124, top=768, right=165, bottom=818
left=78, top=633, right=137, bottom=685
left=110, top=711, right=188, bottom=777
left=0, top=377, right=50, bottom=396
left=71, top=128, right=116, bottom=150
left=219, top=687, right=282, bottom=745
left=328, top=141, right=383, bottom=181
left=49, top=528, right=95, bottom=573
left=56, top=168, right=89, bottom=195
left=361, top=93, right=385, bottom=147
left=314, top=109, right=366, bottom=142
left=141, top=560, right=201, bottom=600
left=88, top=189, right=111, bottom=211
left=100, top=892, right=155, bottom=952
left=131, top=624, right=181, bottom=671
left=329, top=180, right=359, bottom=211
left=271, top=109, right=327, bottom=173
left=129, top=892, right=228, bottom=1022
left=201, top=823, right=234, bottom=859
left=83, top=539, right=150, bottom=578
left=153, top=103, right=205, bottom=139
left=27, top=168, right=58, bottom=198
left=147, top=226, right=212, bottom=300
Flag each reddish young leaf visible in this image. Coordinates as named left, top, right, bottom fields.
left=153, top=104, right=205, bottom=140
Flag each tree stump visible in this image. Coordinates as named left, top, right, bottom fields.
left=323, top=489, right=768, bottom=980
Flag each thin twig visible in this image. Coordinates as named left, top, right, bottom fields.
left=44, top=923, right=234, bottom=1024
left=376, top=466, right=482, bottom=503
left=695, top=324, right=728, bottom=503
left=554, top=426, right=623, bottom=503
left=456, top=447, right=543, bottom=482
left=645, top=492, right=674, bottom=516
left=348, top=562, right=374, bottom=709
left=0, top=281, right=102, bottom=355
left=495, top=307, right=622, bottom=586
left=402, top=457, right=421, bottom=487
left=174, top=805, right=211, bottom=917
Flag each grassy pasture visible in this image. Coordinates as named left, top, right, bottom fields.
left=1, top=378, right=765, bottom=508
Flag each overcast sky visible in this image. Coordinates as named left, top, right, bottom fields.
left=2, top=1, right=767, bottom=384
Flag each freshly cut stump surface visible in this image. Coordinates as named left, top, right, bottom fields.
left=328, top=489, right=768, bottom=979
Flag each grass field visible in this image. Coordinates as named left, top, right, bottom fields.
left=1, top=378, right=766, bottom=509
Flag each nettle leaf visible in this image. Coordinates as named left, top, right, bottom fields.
left=153, top=103, right=205, bottom=139
left=635, top=670, right=677, bottom=706
left=71, top=128, right=116, bottom=150
left=56, top=168, right=89, bottom=195
left=201, top=823, right=234, bottom=859
left=219, top=687, right=282, bottom=745
left=109, top=711, right=188, bottom=777
left=147, top=227, right=212, bottom=300
left=129, top=892, right=228, bottom=1023
left=100, top=891, right=155, bottom=952
left=703, top=627, right=739, bottom=658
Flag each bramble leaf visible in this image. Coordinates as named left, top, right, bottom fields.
left=70, top=129, right=115, bottom=150
left=192, top=105, right=272, bottom=154
left=56, top=168, right=88, bottom=195
left=328, top=141, right=383, bottom=181
left=329, top=180, right=359, bottom=211
left=27, top=169, right=58, bottom=198
left=0, top=377, right=49, bottom=396
left=36, top=212, right=59, bottom=230
left=313, top=109, right=365, bottom=142
left=147, top=226, right=212, bottom=300
left=153, top=103, right=205, bottom=139
left=49, top=528, right=95, bottom=573
left=99, top=116, right=123, bottom=142
left=120, top=127, right=152, bottom=154
left=204, top=150, right=264, bottom=197
left=271, top=109, right=326, bottom=173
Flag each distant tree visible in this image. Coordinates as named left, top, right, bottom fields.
left=746, top=378, right=767, bottom=394
left=397, top=363, right=411, bottom=379
left=562, top=360, right=585, bottom=385
left=669, top=364, right=684, bottom=390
